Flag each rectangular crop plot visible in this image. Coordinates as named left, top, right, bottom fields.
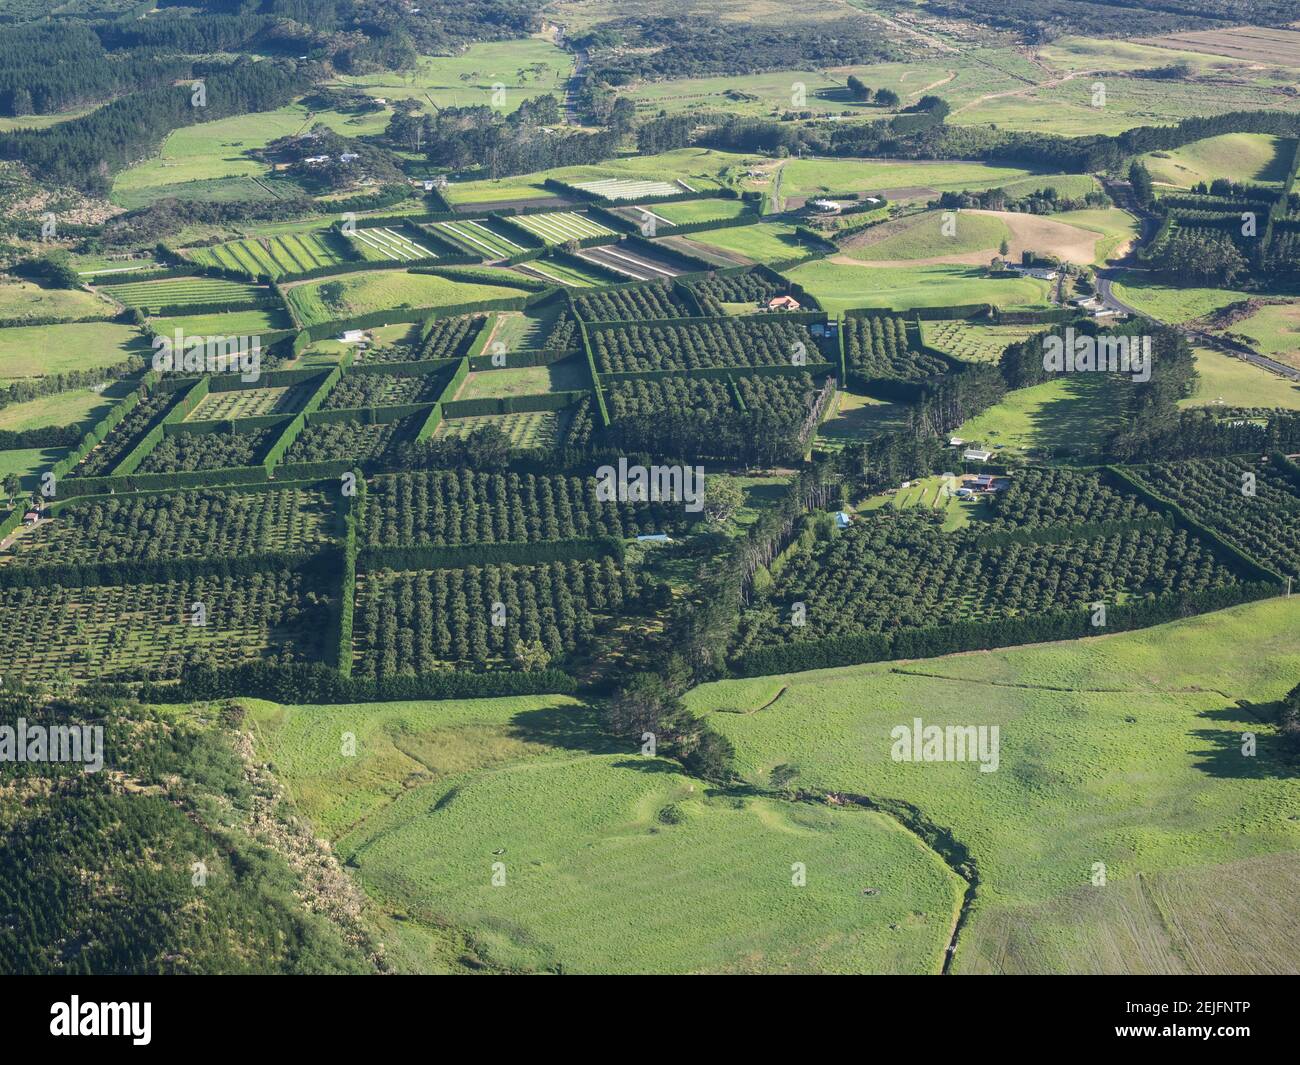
left=136, top=426, right=279, bottom=473
left=430, top=219, right=528, bottom=259
left=100, top=276, right=266, bottom=310
left=322, top=368, right=449, bottom=410
left=508, top=212, right=615, bottom=246
left=730, top=509, right=1239, bottom=658
left=361, top=469, right=687, bottom=548
left=186, top=232, right=348, bottom=279
left=2, top=485, right=336, bottom=566
left=588, top=316, right=820, bottom=373
left=283, top=415, right=422, bottom=466
left=0, top=570, right=333, bottom=683
left=436, top=410, right=567, bottom=450
left=190, top=384, right=310, bottom=420
left=351, top=558, right=643, bottom=675
left=573, top=177, right=692, bottom=201
left=349, top=226, right=437, bottom=262
left=577, top=243, right=686, bottom=280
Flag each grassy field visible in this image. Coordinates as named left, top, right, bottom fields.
left=0, top=446, right=69, bottom=485
left=1218, top=300, right=1300, bottom=369
left=649, top=198, right=751, bottom=225
left=0, top=281, right=112, bottom=322
left=1110, top=272, right=1255, bottom=323
left=1141, top=133, right=1293, bottom=189
left=337, top=38, right=571, bottom=113
left=246, top=694, right=962, bottom=974
left=455, top=356, right=590, bottom=400
left=286, top=271, right=527, bottom=327
left=784, top=260, right=1050, bottom=314
left=0, top=321, right=148, bottom=381
left=843, top=210, right=1011, bottom=262
left=1181, top=347, right=1300, bottom=410
left=0, top=388, right=116, bottom=432
left=753, top=158, right=1042, bottom=200
left=149, top=307, right=293, bottom=336
left=676, top=221, right=814, bottom=264
left=950, top=374, right=1121, bottom=459
left=110, top=102, right=392, bottom=208
left=922, top=319, right=1043, bottom=364
left=815, top=391, right=910, bottom=450
left=685, top=596, right=1300, bottom=974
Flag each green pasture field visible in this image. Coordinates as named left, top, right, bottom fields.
left=1215, top=300, right=1300, bottom=369
left=0, top=446, right=69, bottom=486
left=488, top=306, right=564, bottom=349
left=921, top=319, right=1043, bottom=364
left=337, top=38, right=571, bottom=112
left=0, top=388, right=116, bottom=433
left=100, top=276, right=265, bottom=308
left=685, top=597, right=1300, bottom=974
left=1181, top=347, right=1300, bottom=410
left=1141, top=133, right=1294, bottom=189
left=645, top=198, right=751, bottom=225
left=149, top=307, right=293, bottom=336
left=286, top=271, right=528, bottom=328
left=950, top=374, right=1121, bottom=460
left=0, top=105, right=97, bottom=133
left=110, top=102, right=393, bottom=208
left=454, top=356, right=590, bottom=400
left=675, top=221, right=812, bottom=264
left=1109, top=272, right=1255, bottom=324
left=783, top=260, right=1050, bottom=314
left=0, top=321, right=149, bottom=381
left=952, top=75, right=1296, bottom=137
left=436, top=409, right=566, bottom=449
left=245, top=694, right=961, bottom=974
left=0, top=281, right=112, bottom=322
left=186, top=232, right=349, bottom=279
left=843, top=210, right=1011, bottom=262
left=752, top=158, right=1042, bottom=200
left=815, top=391, right=910, bottom=450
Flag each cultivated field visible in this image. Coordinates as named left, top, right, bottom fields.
left=922, top=319, right=1044, bottom=364
left=99, top=276, right=266, bottom=309
left=348, top=227, right=436, bottom=262
left=186, top=232, right=350, bottom=279
left=436, top=409, right=566, bottom=449
left=508, top=211, right=616, bottom=245
left=430, top=218, right=529, bottom=259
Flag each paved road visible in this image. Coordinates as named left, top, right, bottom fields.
left=563, top=48, right=588, bottom=125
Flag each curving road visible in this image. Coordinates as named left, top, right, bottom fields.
left=1095, top=181, right=1300, bottom=383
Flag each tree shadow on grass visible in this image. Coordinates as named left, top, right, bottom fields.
left=1022, top=375, right=1121, bottom=457
left=507, top=702, right=618, bottom=755
left=1191, top=700, right=1295, bottom=780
